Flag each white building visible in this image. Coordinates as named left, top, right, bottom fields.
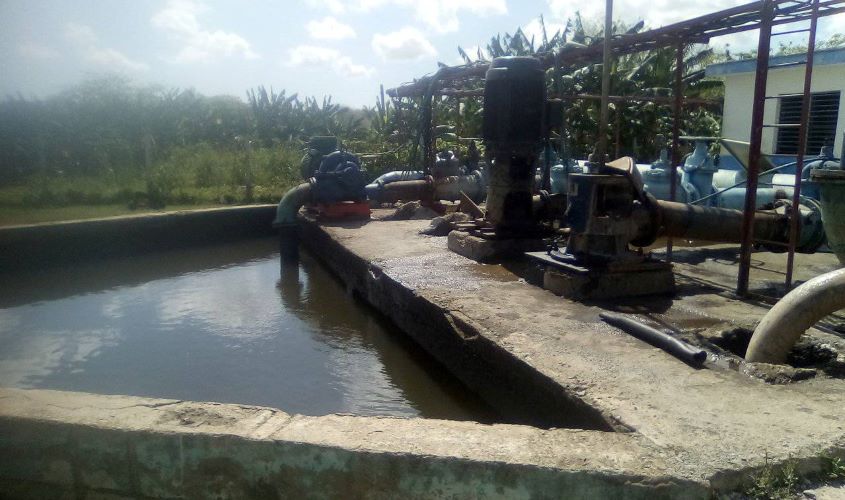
left=706, top=47, right=845, bottom=158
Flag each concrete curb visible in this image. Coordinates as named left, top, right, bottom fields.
left=0, top=388, right=708, bottom=499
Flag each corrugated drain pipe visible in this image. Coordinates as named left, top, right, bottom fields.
left=745, top=268, right=845, bottom=363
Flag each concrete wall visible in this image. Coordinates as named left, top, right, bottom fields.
left=0, top=205, right=277, bottom=273
left=720, top=64, right=845, bottom=155
left=0, top=388, right=707, bottom=499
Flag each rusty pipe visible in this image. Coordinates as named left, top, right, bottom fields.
left=378, top=178, right=432, bottom=203
left=656, top=200, right=784, bottom=244
left=370, top=172, right=486, bottom=204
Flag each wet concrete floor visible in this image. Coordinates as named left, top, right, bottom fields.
left=0, top=237, right=497, bottom=421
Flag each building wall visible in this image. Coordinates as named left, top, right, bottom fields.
left=720, top=64, right=845, bottom=156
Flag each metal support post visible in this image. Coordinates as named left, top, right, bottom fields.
left=737, top=0, right=775, bottom=297
left=668, top=42, right=685, bottom=262
left=785, top=0, right=819, bottom=289
left=597, top=0, right=613, bottom=165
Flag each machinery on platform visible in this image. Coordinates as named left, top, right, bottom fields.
left=364, top=149, right=486, bottom=207
left=527, top=155, right=826, bottom=299
left=632, top=136, right=840, bottom=210
left=481, top=56, right=547, bottom=235
left=274, top=139, right=369, bottom=260
left=275, top=55, right=833, bottom=301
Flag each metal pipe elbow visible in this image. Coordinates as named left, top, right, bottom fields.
left=272, top=182, right=312, bottom=227
left=745, top=268, right=845, bottom=363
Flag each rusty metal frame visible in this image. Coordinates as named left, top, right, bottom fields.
left=738, top=0, right=824, bottom=296
left=737, top=1, right=776, bottom=297
left=387, top=1, right=844, bottom=100
left=784, top=0, right=820, bottom=289
left=667, top=43, right=685, bottom=263
left=385, top=0, right=843, bottom=295
left=597, top=0, right=614, bottom=164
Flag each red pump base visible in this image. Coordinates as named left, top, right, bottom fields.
left=311, top=201, right=371, bottom=221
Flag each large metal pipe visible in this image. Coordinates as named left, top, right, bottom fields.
left=273, top=182, right=312, bottom=228
left=657, top=200, right=784, bottom=244
left=379, top=179, right=432, bottom=203
left=273, top=182, right=312, bottom=263
left=368, top=173, right=485, bottom=204
left=745, top=268, right=845, bottom=363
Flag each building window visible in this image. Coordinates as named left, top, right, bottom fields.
left=775, top=91, right=840, bottom=155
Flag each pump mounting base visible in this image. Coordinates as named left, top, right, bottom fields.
left=525, top=251, right=675, bottom=300
left=448, top=230, right=546, bottom=263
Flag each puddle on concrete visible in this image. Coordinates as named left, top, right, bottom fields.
left=0, top=237, right=499, bottom=421
left=705, top=326, right=845, bottom=382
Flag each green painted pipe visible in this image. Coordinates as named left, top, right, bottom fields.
left=272, top=182, right=312, bottom=228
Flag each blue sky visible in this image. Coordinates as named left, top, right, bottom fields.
left=1, top=0, right=842, bottom=108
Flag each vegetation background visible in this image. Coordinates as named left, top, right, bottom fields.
left=2, top=15, right=839, bottom=225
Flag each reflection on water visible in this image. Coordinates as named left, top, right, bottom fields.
left=0, top=238, right=497, bottom=421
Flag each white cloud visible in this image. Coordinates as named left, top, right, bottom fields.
left=63, top=22, right=149, bottom=72
left=546, top=0, right=737, bottom=28
left=287, top=45, right=374, bottom=78
left=305, top=0, right=506, bottom=33
left=65, top=23, right=99, bottom=46
left=306, top=16, right=357, bottom=40
left=372, top=27, right=437, bottom=61
left=306, top=0, right=348, bottom=15
left=17, top=42, right=59, bottom=60
left=410, top=0, right=507, bottom=33
left=86, top=47, right=151, bottom=72
left=152, top=0, right=259, bottom=63
left=522, top=17, right=568, bottom=47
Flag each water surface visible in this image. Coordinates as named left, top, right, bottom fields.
left=0, top=238, right=496, bottom=421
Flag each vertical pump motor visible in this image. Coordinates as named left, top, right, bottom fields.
left=482, top=57, right=546, bottom=234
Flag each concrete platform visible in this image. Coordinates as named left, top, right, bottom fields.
left=300, top=209, right=845, bottom=494
left=0, top=387, right=700, bottom=499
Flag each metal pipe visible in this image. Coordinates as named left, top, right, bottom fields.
left=745, top=268, right=845, bottom=363
left=273, top=182, right=312, bottom=263
left=785, top=0, right=820, bottom=289
left=738, top=0, right=775, bottom=297
left=557, top=94, right=720, bottom=106
left=657, top=200, right=784, bottom=244
left=378, top=179, right=432, bottom=203
left=369, top=173, right=486, bottom=204
left=599, top=312, right=707, bottom=366
left=278, top=225, right=299, bottom=263
left=365, top=171, right=425, bottom=200
left=272, top=182, right=312, bottom=227
left=432, top=172, right=485, bottom=201
left=690, top=157, right=822, bottom=206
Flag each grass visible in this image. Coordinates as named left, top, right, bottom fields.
left=0, top=142, right=302, bottom=226
left=741, top=454, right=845, bottom=499
left=746, top=456, right=799, bottom=499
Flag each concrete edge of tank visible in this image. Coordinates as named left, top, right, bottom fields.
left=0, top=387, right=706, bottom=499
